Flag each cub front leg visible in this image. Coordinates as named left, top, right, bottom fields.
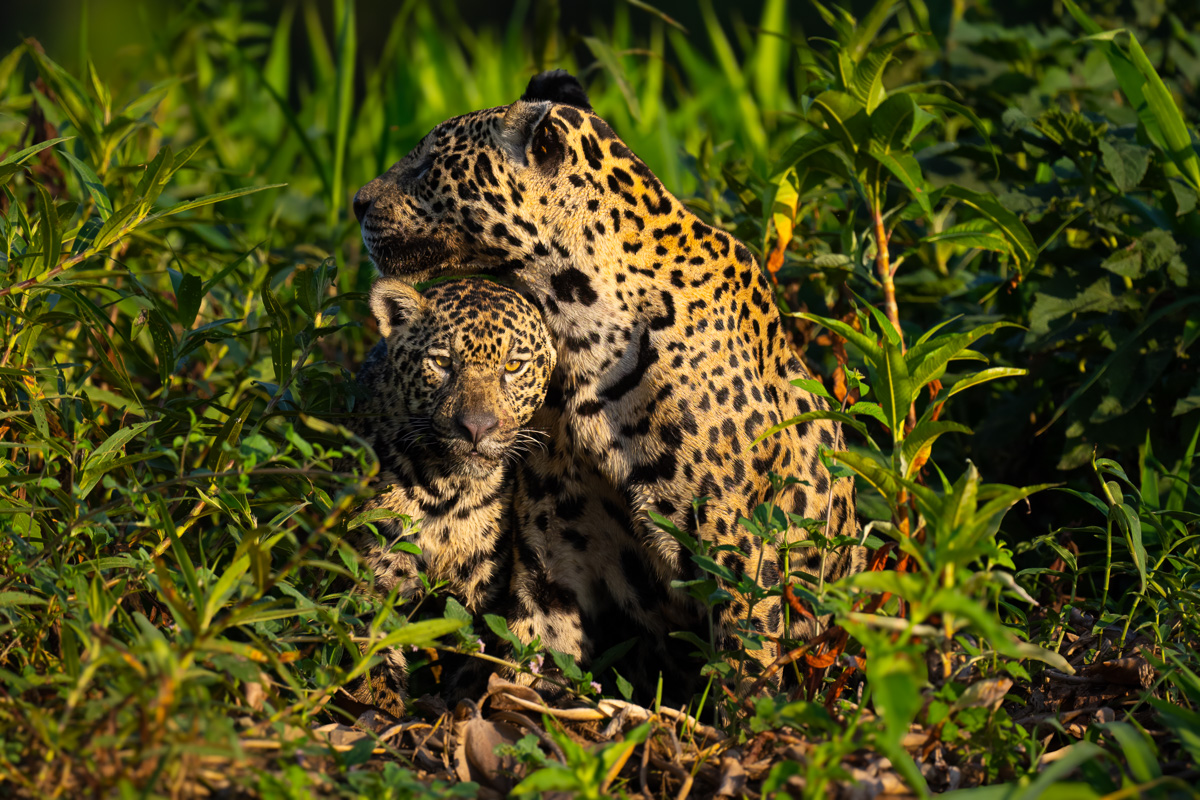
left=344, top=507, right=424, bottom=716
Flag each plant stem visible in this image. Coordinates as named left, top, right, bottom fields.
left=872, top=205, right=902, bottom=343
left=873, top=203, right=916, bottom=431
left=1102, top=514, right=1113, bottom=618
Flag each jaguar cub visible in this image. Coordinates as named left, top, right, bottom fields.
left=342, top=277, right=555, bottom=715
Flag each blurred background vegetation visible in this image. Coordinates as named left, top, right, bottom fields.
left=2, top=0, right=1198, bottom=796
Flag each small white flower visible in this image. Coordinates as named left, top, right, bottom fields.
left=530, top=654, right=544, bottom=675
left=590, top=681, right=601, bottom=694
left=476, top=638, right=485, bottom=654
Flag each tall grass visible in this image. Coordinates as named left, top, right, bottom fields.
left=1, top=1, right=1198, bottom=796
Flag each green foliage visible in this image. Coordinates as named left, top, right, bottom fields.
left=2, top=0, right=1200, bottom=796
left=510, top=720, right=650, bottom=799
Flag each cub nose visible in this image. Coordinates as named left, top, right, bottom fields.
left=456, top=410, right=499, bottom=444
left=352, top=187, right=373, bottom=222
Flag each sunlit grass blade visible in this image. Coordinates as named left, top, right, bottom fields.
left=329, top=0, right=357, bottom=226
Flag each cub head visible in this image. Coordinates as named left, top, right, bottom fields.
left=353, top=69, right=670, bottom=279
left=369, top=277, right=555, bottom=476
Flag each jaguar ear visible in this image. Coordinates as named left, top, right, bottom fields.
left=500, top=100, right=560, bottom=172
left=499, top=71, right=588, bottom=172
left=369, top=278, right=426, bottom=338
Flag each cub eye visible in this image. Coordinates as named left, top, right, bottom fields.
left=504, top=359, right=527, bottom=374
left=430, top=354, right=452, bottom=370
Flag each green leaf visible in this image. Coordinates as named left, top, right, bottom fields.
left=867, top=646, right=929, bottom=796
left=483, top=614, right=523, bottom=648
left=940, top=186, right=1037, bottom=273
left=549, top=649, right=584, bottom=681
left=1065, top=1, right=1200, bottom=191
left=347, top=507, right=412, bottom=533
left=875, top=337, right=912, bottom=443
left=0, top=591, right=48, bottom=608
left=909, top=93, right=998, bottom=172
left=202, top=551, right=252, bottom=628
left=1037, top=296, right=1200, bottom=434
left=1148, top=697, right=1200, bottom=764
left=1015, top=742, right=1107, bottom=800
left=1101, top=229, right=1183, bottom=280
left=91, top=201, right=142, bottom=251
left=262, top=284, right=293, bottom=389
left=78, top=420, right=156, bottom=498
left=907, top=322, right=1015, bottom=391
left=790, top=311, right=882, bottom=363
left=1168, top=424, right=1200, bottom=512
left=512, top=767, right=581, bottom=796
left=56, top=148, right=113, bottom=220
left=901, top=421, right=972, bottom=477
left=831, top=450, right=899, bottom=499
left=812, top=90, right=868, bottom=154
left=0, top=136, right=75, bottom=168
left=151, top=184, right=286, bottom=221
left=1111, top=502, right=1147, bottom=593
left=847, top=401, right=888, bottom=429
left=205, top=398, right=254, bottom=472
left=377, top=617, right=464, bottom=649
left=135, top=146, right=173, bottom=207
left=34, top=184, right=61, bottom=272
left=847, top=0, right=899, bottom=59
left=845, top=570, right=925, bottom=598
left=1125, top=33, right=1200, bottom=191
left=867, top=142, right=931, bottom=215
left=869, top=93, right=916, bottom=151
left=923, top=219, right=1014, bottom=255
left=146, top=309, right=176, bottom=384
left=773, top=131, right=837, bottom=179
left=851, top=37, right=906, bottom=113
left=861, top=298, right=901, bottom=346
left=942, top=367, right=1027, bottom=401
left=329, top=0, right=356, bottom=225
left=1097, top=722, right=1160, bottom=783
left=176, top=273, right=203, bottom=328
left=692, top=554, right=738, bottom=583
left=1098, top=139, right=1151, bottom=192
left=790, top=377, right=834, bottom=402
left=749, top=410, right=870, bottom=450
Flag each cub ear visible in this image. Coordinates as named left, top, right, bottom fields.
left=520, top=69, right=591, bottom=110
left=369, top=278, right=426, bottom=338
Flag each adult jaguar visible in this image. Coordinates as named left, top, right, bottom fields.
left=341, top=277, right=555, bottom=715
left=353, top=70, right=862, bottom=688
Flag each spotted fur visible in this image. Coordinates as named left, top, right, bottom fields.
left=354, top=72, right=863, bottom=693
left=342, top=277, right=555, bottom=715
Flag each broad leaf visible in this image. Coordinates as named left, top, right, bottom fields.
left=907, top=322, right=1016, bottom=391
left=869, top=93, right=916, bottom=151
left=875, top=336, right=912, bottom=443
left=901, top=421, right=972, bottom=478
left=812, top=90, right=868, bottom=154
left=772, top=129, right=837, bottom=178
left=831, top=450, right=899, bottom=499
left=941, top=186, right=1036, bottom=273
left=78, top=420, right=157, bottom=498
left=942, top=367, right=1028, bottom=401
left=749, top=409, right=869, bottom=449
left=790, top=311, right=882, bottom=363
